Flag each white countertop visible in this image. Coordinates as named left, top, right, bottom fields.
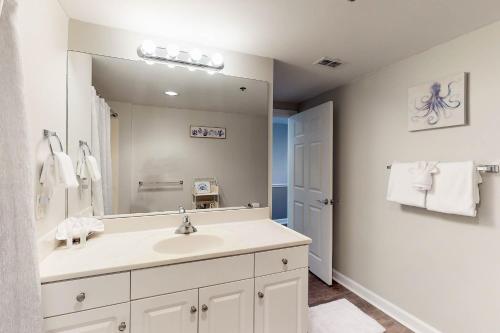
left=39, top=219, right=311, bottom=283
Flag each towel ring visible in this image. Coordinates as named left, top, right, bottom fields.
left=44, top=129, right=64, bottom=155
left=79, top=140, right=92, bottom=157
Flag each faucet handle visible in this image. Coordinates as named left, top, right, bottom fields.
left=178, top=205, right=186, bottom=214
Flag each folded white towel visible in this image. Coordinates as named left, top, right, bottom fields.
left=410, top=161, right=438, bottom=191
left=387, top=162, right=426, bottom=208
left=54, top=152, right=79, bottom=188
left=56, top=217, right=104, bottom=241
left=85, top=155, right=102, bottom=182
left=426, top=161, right=482, bottom=217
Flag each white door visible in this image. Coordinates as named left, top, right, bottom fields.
left=254, top=268, right=308, bottom=333
left=199, top=279, right=254, bottom=333
left=131, top=289, right=198, bottom=333
left=288, top=101, right=333, bottom=285
left=44, top=303, right=129, bottom=333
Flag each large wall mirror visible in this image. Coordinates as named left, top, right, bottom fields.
left=67, top=51, right=269, bottom=217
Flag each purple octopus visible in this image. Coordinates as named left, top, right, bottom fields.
left=413, top=81, right=461, bottom=125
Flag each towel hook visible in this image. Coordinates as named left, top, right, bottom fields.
left=43, top=129, right=64, bottom=155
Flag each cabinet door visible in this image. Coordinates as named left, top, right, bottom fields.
left=131, top=289, right=198, bottom=333
left=44, top=303, right=129, bottom=333
left=255, top=268, right=308, bottom=333
left=199, top=279, right=254, bottom=333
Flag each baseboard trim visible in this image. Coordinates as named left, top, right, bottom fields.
left=332, top=269, right=441, bottom=333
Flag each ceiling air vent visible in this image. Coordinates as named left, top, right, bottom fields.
left=313, top=57, right=343, bottom=69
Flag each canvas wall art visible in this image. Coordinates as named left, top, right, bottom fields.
left=190, top=126, right=226, bottom=139
left=408, top=73, right=467, bottom=131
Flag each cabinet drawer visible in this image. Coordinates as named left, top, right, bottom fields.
left=44, top=302, right=129, bottom=333
left=131, top=254, right=254, bottom=299
left=42, top=272, right=130, bottom=318
left=255, top=246, right=308, bottom=276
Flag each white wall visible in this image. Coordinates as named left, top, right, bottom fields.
left=302, top=21, right=500, bottom=333
left=67, top=20, right=274, bottom=211
left=17, top=0, right=68, bottom=238
left=110, top=102, right=268, bottom=213
left=67, top=51, right=92, bottom=217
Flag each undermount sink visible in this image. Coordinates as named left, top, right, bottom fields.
left=153, top=234, right=225, bottom=255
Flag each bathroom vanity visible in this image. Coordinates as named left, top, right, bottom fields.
left=39, top=211, right=311, bottom=333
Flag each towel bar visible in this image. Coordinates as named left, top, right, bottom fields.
left=138, top=180, right=184, bottom=187
left=43, top=129, right=64, bottom=155
left=386, top=163, right=499, bottom=173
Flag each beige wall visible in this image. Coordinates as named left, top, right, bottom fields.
left=109, top=101, right=268, bottom=213
left=302, top=21, right=500, bottom=333
left=17, top=0, right=68, bottom=238
left=67, top=20, right=274, bottom=211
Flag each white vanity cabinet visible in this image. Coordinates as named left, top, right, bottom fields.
left=44, top=303, right=129, bottom=333
left=255, top=268, right=309, bottom=333
left=42, top=246, right=309, bottom=333
left=199, top=279, right=254, bottom=333
left=131, top=289, right=198, bottom=333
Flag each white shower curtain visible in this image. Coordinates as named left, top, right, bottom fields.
left=91, top=88, right=113, bottom=215
left=0, top=0, right=42, bottom=332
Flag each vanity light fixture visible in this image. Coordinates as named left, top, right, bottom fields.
left=138, top=40, right=224, bottom=73
left=164, top=90, right=179, bottom=96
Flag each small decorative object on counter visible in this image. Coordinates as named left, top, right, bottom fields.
left=192, top=177, right=219, bottom=209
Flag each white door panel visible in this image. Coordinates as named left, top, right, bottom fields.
left=288, top=101, right=333, bottom=285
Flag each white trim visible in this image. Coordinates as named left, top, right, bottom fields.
left=332, top=268, right=442, bottom=333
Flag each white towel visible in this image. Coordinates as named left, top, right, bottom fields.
left=54, top=152, right=79, bottom=188
left=410, top=161, right=438, bottom=191
left=426, top=161, right=482, bottom=217
left=0, top=0, right=43, bottom=332
left=387, top=162, right=426, bottom=208
left=85, top=155, right=102, bottom=181
left=76, top=156, right=87, bottom=180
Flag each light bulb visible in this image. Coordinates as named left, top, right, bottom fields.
left=140, top=40, right=156, bottom=56
left=164, top=90, right=179, bottom=96
left=190, top=48, right=203, bottom=62
left=166, top=44, right=180, bottom=58
left=211, top=53, right=224, bottom=67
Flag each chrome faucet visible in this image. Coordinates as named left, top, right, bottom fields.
left=175, top=206, right=197, bottom=234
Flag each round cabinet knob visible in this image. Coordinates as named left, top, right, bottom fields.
left=76, top=292, right=86, bottom=302
left=118, top=322, right=127, bottom=331
left=282, top=258, right=288, bottom=265
left=258, top=291, right=264, bottom=299
left=190, top=306, right=197, bottom=314
left=201, top=304, right=208, bottom=312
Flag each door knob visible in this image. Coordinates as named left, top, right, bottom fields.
left=201, top=304, right=208, bottom=312
left=282, top=258, right=288, bottom=265
left=190, top=306, right=197, bottom=313
left=258, top=291, right=264, bottom=299
left=317, top=199, right=329, bottom=205
left=118, top=322, right=127, bottom=331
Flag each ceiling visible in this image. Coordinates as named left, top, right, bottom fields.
left=59, top=0, right=500, bottom=103
left=91, top=55, right=268, bottom=115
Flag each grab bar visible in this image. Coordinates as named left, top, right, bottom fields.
left=386, top=163, right=499, bottom=173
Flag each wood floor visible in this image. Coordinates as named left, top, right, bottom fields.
left=308, top=273, right=413, bottom=333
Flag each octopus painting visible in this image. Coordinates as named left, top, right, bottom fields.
left=408, top=73, right=466, bottom=131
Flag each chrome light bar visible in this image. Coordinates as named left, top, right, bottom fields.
left=137, top=40, right=224, bottom=72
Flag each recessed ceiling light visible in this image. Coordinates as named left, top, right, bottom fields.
left=164, top=91, right=179, bottom=96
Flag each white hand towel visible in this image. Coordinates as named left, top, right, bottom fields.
left=426, top=161, right=482, bottom=217
left=387, top=162, right=426, bottom=208
left=410, top=161, right=438, bottom=191
left=85, top=155, right=102, bottom=182
left=76, top=157, right=87, bottom=180
left=54, top=152, right=79, bottom=188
